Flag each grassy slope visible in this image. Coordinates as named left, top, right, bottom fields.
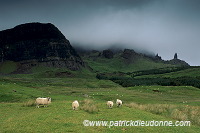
left=0, top=57, right=200, bottom=132
left=0, top=61, right=18, bottom=74
left=1, top=102, right=199, bottom=133
left=83, top=55, right=176, bottom=73
left=0, top=66, right=200, bottom=132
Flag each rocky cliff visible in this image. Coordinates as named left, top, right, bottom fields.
left=0, top=22, right=84, bottom=70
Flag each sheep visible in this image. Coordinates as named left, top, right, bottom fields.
left=116, top=99, right=122, bottom=107
left=35, top=97, right=51, bottom=108
left=107, top=101, right=113, bottom=109
left=72, top=100, right=79, bottom=110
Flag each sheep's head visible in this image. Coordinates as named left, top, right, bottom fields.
left=47, top=97, right=51, bottom=103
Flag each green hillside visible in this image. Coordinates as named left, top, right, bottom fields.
left=0, top=68, right=200, bottom=132
left=83, top=53, right=176, bottom=73
left=0, top=53, right=200, bottom=132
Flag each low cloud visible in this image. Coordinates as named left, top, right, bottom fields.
left=0, top=0, right=200, bottom=65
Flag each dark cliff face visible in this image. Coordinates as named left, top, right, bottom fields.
left=0, top=22, right=84, bottom=70
left=102, top=50, right=114, bottom=59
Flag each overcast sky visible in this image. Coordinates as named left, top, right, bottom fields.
left=0, top=0, right=200, bottom=65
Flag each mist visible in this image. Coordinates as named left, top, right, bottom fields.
left=0, top=0, right=200, bottom=65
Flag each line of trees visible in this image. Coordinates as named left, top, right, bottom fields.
left=110, top=77, right=200, bottom=88
left=128, top=67, right=190, bottom=77
left=96, top=67, right=200, bottom=89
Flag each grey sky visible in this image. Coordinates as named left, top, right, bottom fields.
left=0, top=0, right=200, bottom=65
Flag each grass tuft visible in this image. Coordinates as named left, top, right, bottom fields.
left=80, top=99, right=99, bottom=113
left=126, top=102, right=200, bottom=126
left=22, top=100, right=36, bottom=107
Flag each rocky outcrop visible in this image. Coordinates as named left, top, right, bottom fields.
left=167, top=53, right=189, bottom=66
left=167, top=59, right=189, bottom=66
left=0, top=22, right=84, bottom=70
left=152, top=53, right=162, bottom=62
left=174, top=53, right=178, bottom=59
left=121, top=49, right=138, bottom=59
left=121, top=49, right=141, bottom=63
left=102, top=49, right=114, bottom=59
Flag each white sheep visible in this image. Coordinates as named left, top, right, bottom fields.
left=72, top=100, right=79, bottom=110
left=107, top=101, right=113, bottom=108
left=35, top=97, right=51, bottom=108
left=116, top=99, right=122, bottom=107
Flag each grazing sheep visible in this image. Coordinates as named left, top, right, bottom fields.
left=107, top=101, right=113, bottom=108
left=35, top=97, right=51, bottom=108
left=116, top=99, right=122, bottom=107
left=72, top=100, right=79, bottom=110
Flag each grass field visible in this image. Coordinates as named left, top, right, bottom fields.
left=0, top=66, right=200, bottom=132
